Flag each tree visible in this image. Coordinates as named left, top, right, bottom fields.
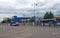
left=44, top=12, right=49, bottom=19
left=1, top=18, right=11, bottom=23
left=44, top=11, right=54, bottom=19
left=48, top=11, right=54, bottom=19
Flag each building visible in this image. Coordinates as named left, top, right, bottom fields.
left=54, top=16, right=60, bottom=22
left=54, top=16, right=60, bottom=19
left=18, top=17, right=31, bottom=23
left=12, top=16, right=31, bottom=23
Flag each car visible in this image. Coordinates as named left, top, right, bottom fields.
left=10, top=21, right=19, bottom=26
left=43, top=22, right=50, bottom=26
left=56, top=22, right=60, bottom=26
left=41, top=20, right=50, bottom=26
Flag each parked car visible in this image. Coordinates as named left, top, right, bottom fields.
left=10, top=20, right=19, bottom=26
left=49, top=21, right=56, bottom=26
left=41, top=20, right=49, bottom=26
left=41, top=19, right=56, bottom=26
left=43, top=22, right=50, bottom=26
left=56, top=22, right=60, bottom=26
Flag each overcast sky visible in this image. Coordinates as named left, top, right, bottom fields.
left=0, top=0, right=60, bottom=9
left=0, top=0, right=60, bottom=20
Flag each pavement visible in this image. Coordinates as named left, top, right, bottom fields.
left=0, top=23, right=60, bottom=38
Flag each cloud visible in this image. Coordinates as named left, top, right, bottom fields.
left=0, top=0, right=60, bottom=17
left=0, top=0, right=60, bottom=9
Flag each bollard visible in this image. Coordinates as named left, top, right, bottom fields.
left=42, top=23, right=44, bottom=27
left=32, top=22, right=35, bottom=26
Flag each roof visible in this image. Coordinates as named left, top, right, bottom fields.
left=42, top=19, right=54, bottom=21
left=18, top=17, right=31, bottom=19
left=54, top=16, right=60, bottom=19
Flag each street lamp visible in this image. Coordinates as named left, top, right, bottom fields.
left=34, top=3, right=35, bottom=17
left=34, top=3, right=37, bottom=17
left=33, top=3, right=37, bottom=26
left=23, top=14, right=25, bottom=17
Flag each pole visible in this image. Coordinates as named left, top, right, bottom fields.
left=23, top=14, right=25, bottom=25
left=33, top=3, right=36, bottom=26
left=34, top=3, right=35, bottom=16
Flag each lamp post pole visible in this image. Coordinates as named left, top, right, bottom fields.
left=34, top=3, right=37, bottom=26
left=34, top=3, right=35, bottom=17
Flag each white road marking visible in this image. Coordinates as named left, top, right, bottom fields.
left=16, top=34, right=32, bottom=38
left=52, top=33, right=60, bottom=35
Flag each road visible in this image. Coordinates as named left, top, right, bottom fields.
left=0, top=23, right=60, bottom=38
left=23, top=27, right=60, bottom=38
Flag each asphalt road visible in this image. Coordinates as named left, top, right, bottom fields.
left=0, top=24, right=60, bottom=38
left=22, top=27, right=60, bottom=38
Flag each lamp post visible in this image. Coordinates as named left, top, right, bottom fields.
left=23, top=14, right=25, bottom=25
left=33, top=3, right=37, bottom=26
left=23, top=14, right=25, bottom=17
left=34, top=3, right=37, bottom=16
left=34, top=3, right=35, bottom=17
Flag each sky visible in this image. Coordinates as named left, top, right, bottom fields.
left=0, top=0, right=60, bottom=9
left=0, top=0, right=60, bottom=21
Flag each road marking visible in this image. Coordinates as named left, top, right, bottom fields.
left=52, top=33, right=60, bottom=35
left=16, top=34, right=32, bottom=38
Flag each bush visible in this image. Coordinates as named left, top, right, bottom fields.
left=30, top=17, right=35, bottom=22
